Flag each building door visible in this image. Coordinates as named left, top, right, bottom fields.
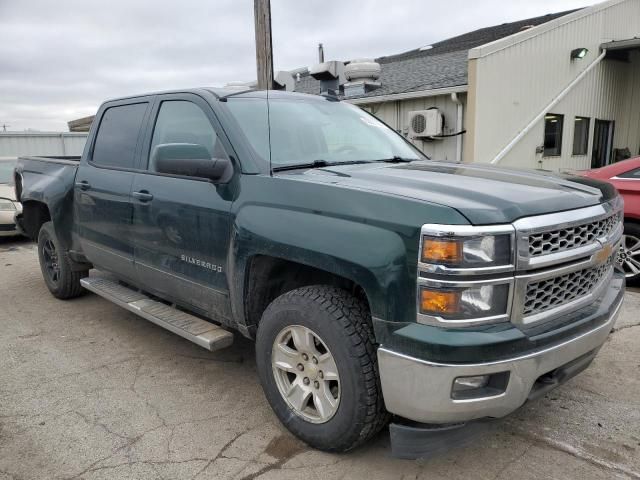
left=592, top=119, right=615, bottom=168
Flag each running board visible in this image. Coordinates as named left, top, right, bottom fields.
left=80, top=276, right=234, bottom=351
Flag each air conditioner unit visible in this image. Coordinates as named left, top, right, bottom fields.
left=408, top=109, right=443, bottom=138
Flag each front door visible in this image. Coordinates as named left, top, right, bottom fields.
left=74, top=101, right=150, bottom=282
left=131, top=95, right=235, bottom=321
left=592, top=119, right=615, bottom=168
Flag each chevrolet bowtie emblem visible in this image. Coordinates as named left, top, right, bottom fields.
left=594, top=243, right=613, bottom=264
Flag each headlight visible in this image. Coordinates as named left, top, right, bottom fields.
left=0, top=198, right=16, bottom=211
left=421, top=234, right=511, bottom=268
left=419, top=283, right=510, bottom=322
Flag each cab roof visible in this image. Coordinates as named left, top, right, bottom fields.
left=104, top=87, right=330, bottom=104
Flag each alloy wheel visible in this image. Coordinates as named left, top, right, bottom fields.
left=618, top=234, right=640, bottom=279
left=42, top=238, right=60, bottom=283
left=271, top=325, right=341, bottom=423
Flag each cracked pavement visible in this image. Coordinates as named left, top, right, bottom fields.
left=1, top=237, right=639, bottom=480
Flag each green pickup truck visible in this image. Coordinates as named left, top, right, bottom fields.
left=14, top=88, right=625, bottom=455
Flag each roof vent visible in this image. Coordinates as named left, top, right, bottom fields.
left=419, top=45, right=433, bottom=51
left=344, top=59, right=381, bottom=81
left=343, top=59, right=381, bottom=98
left=519, top=24, right=535, bottom=31
left=274, top=71, right=295, bottom=91
left=309, top=60, right=346, bottom=95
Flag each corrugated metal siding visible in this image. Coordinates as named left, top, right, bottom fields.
left=470, top=0, right=640, bottom=170
left=361, top=93, right=465, bottom=162
left=615, top=50, right=640, bottom=157
left=0, top=133, right=87, bottom=157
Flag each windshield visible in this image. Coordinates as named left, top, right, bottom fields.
left=225, top=97, right=424, bottom=169
left=0, top=159, right=16, bottom=184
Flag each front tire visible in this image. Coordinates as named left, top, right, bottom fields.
left=37, top=221, right=88, bottom=299
left=619, top=222, right=640, bottom=284
left=255, top=286, right=388, bottom=452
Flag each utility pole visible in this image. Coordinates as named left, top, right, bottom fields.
left=254, top=0, right=274, bottom=90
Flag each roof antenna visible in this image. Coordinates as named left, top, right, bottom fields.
left=318, top=43, right=325, bottom=63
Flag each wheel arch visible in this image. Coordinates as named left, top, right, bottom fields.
left=20, top=200, right=51, bottom=240
left=241, top=254, right=373, bottom=338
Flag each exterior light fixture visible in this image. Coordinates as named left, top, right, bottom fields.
left=571, top=48, right=589, bottom=60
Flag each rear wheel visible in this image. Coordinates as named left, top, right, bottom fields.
left=618, top=222, right=640, bottom=284
left=255, top=286, right=388, bottom=452
left=37, top=221, right=88, bottom=299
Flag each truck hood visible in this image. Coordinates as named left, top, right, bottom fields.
left=278, top=161, right=613, bottom=224
left=0, top=184, right=16, bottom=202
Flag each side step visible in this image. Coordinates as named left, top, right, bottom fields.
left=80, top=276, right=234, bottom=351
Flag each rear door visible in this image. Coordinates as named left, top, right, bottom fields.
left=74, top=100, right=151, bottom=281
left=131, top=94, right=235, bottom=320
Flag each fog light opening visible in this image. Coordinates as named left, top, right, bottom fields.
left=453, top=375, right=489, bottom=391
left=451, top=371, right=510, bottom=400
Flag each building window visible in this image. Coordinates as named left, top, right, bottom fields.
left=543, top=113, right=564, bottom=157
left=572, top=116, right=590, bottom=155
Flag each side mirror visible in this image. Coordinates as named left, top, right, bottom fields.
left=153, top=143, right=233, bottom=183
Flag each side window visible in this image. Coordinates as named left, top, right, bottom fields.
left=543, top=113, right=564, bottom=157
left=149, top=100, right=227, bottom=171
left=92, top=103, right=148, bottom=169
left=617, top=167, right=640, bottom=179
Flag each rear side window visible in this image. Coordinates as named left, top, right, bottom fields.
left=92, top=103, right=148, bottom=169
left=617, top=167, right=640, bottom=179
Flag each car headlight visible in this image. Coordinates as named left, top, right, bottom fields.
left=0, top=198, right=16, bottom=211
left=421, top=234, right=512, bottom=268
left=419, top=283, right=510, bottom=322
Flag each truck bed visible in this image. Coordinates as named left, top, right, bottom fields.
left=14, top=155, right=80, bottom=240
left=19, top=155, right=81, bottom=165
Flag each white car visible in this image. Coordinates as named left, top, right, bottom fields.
left=0, top=158, right=23, bottom=237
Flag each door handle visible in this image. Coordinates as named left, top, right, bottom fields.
left=132, top=190, right=154, bottom=202
left=75, top=181, right=91, bottom=190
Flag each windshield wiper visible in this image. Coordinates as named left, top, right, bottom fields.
left=372, top=156, right=418, bottom=163
left=272, top=160, right=373, bottom=172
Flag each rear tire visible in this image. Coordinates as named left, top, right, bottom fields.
left=37, top=221, right=88, bottom=299
left=255, top=286, right=389, bottom=452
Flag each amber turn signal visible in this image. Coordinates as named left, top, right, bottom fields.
left=420, top=289, right=461, bottom=315
left=421, top=238, right=462, bottom=264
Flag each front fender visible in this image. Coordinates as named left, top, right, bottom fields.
left=230, top=204, right=410, bottom=324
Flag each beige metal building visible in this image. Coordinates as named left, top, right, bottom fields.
left=296, top=0, right=640, bottom=171
left=466, top=0, right=640, bottom=170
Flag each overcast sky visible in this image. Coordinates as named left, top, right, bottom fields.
left=0, top=0, right=598, bottom=131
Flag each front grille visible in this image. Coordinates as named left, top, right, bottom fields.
left=528, top=212, right=621, bottom=257
left=523, top=257, right=613, bottom=316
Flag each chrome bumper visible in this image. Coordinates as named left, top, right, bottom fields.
left=377, top=296, right=623, bottom=424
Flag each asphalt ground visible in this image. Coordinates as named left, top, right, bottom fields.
left=1, top=236, right=639, bottom=480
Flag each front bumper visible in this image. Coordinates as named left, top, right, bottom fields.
left=0, top=209, right=20, bottom=237
left=377, top=280, right=623, bottom=424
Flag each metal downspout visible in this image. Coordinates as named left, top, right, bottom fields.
left=490, top=48, right=608, bottom=165
left=451, top=92, right=463, bottom=163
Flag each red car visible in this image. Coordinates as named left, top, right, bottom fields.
left=580, top=157, right=640, bottom=282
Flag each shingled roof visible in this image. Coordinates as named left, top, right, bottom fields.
left=294, top=9, right=578, bottom=100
